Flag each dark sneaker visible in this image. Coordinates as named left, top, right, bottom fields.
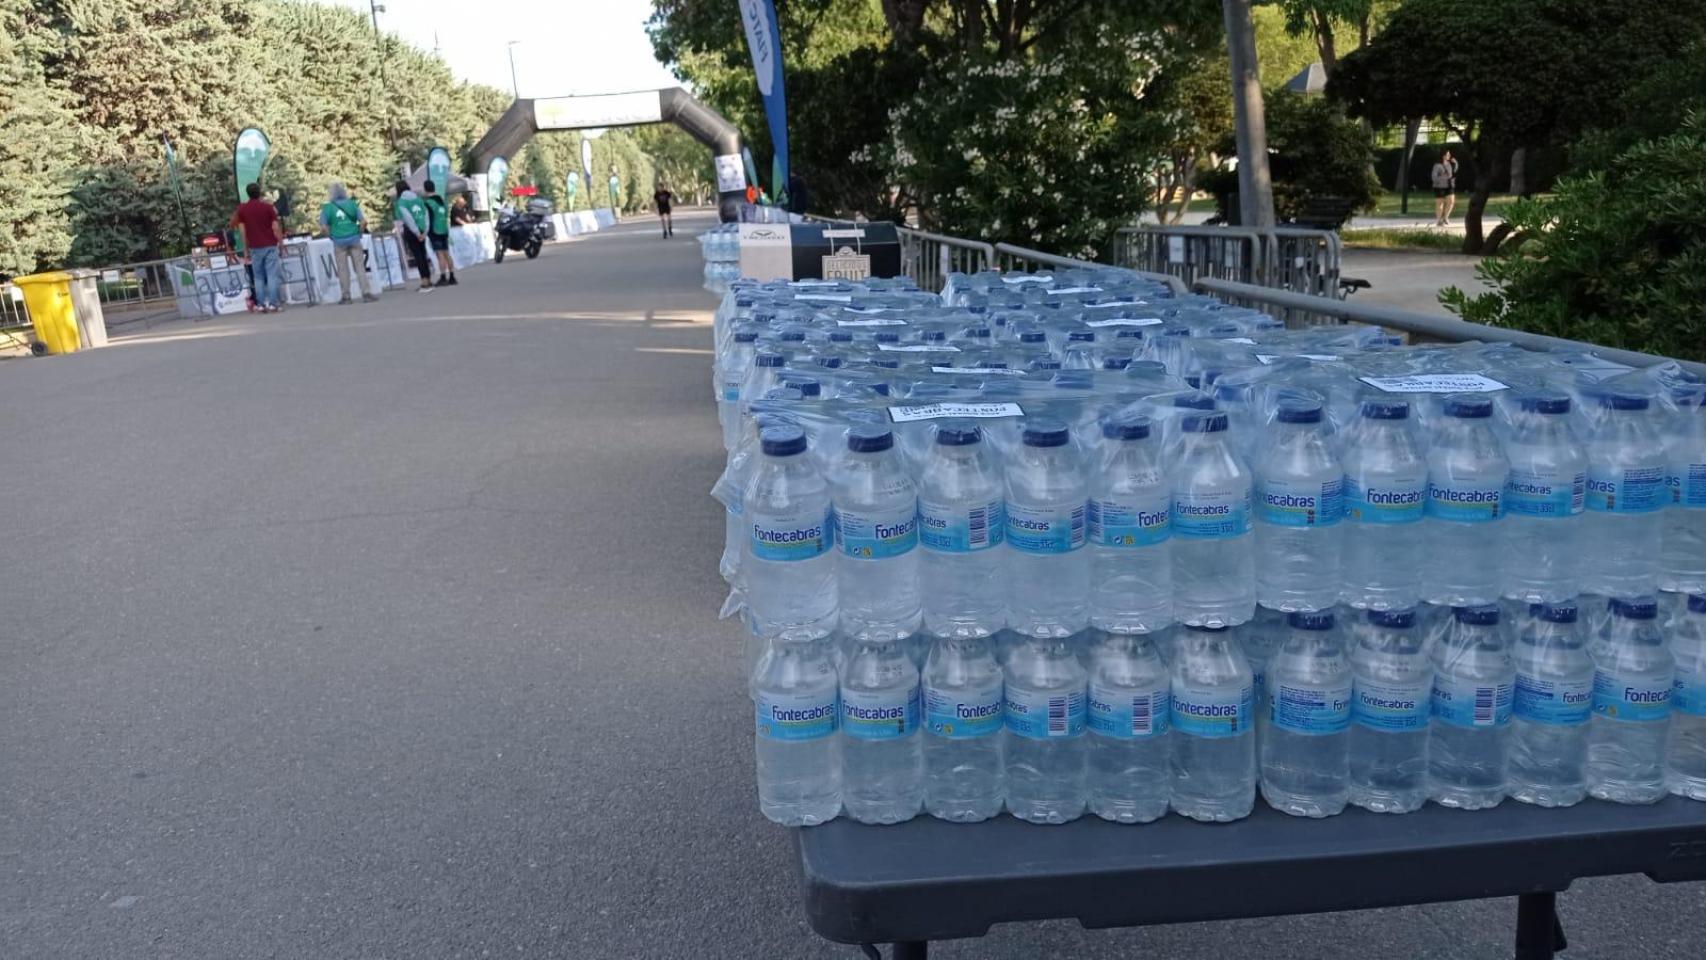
left=447, top=275, right=459, bottom=286
left=361, top=293, right=378, bottom=303
left=338, top=297, right=352, bottom=305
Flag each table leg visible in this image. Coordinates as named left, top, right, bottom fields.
left=1514, top=891, right=1567, bottom=960
left=891, top=942, right=929, bottom=960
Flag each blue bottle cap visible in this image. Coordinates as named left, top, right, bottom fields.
left=814, top=356, right=844, bottom=369
left=733, top=329, right=759, bottom=343
left=1172, top=394, right=1216, bottom=411
left=1444, top=396, right=1494, bottom=419
left=1531, top=601, right=1578, bottom=624
left=1018, top=331, right=1047, bottom=344
left=1610, top=596, right=1658, bottom=619
left=921, top=330, right=947, bottom=342
left=1030, top=359, right=1062, bottom=371
left=1690, top=594, right=1706, bottom=615
left=1102, top=415, right=1152, bottom=441
left=754, top=352, right=786, bottom=368
left=847, top=424, right=894, bottom=453
left=1103, top=357, right=1132, bottom=371
left=1360, top=399, right=1410, bottom=420
left=1518, top=392, right=1571, bottom=415
left=827, top=331, right=853, bottom=343
left=760, top=425, right=808, bottom=457
left=935, top=422, right=983, bottom=446
left=1288, top=610, right=1335, bottom=630
left=1067, top=330, right=1095, bottom=342
left=1275, top=398, right=1324, bottom=424
left=1184, top=623, right=1229, bottom=633
left=1453, top=604, right=1501, bottom=625
left=1181, top=412, right=1229, bottom=434
left=873, top=332, right=901, bottom=343
left=782, top=378, right=821, bottom=397
left=1366, top=608, right=1416, bottom=629
left=1601, top=392, right=1651, bottom=411
left=1022, top=419, right=1071, bottom=448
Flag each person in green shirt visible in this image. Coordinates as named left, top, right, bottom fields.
left=319, top=182, right=376, bottom=304
left=392, top=180, right=434, bottom=293
left=422, top=179, right=458, bottom=287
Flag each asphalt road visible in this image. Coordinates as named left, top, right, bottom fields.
left=2, top=210, right=1700, bottom=959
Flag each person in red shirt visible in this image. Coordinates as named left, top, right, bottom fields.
left=229, top=183, right=285, bottom=312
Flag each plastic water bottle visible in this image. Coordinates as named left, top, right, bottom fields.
left=1005, top=419, right=1089, bottom=636
left=752, top=635, right=841, bottom=825
left=1508, top=601, right=1594, bottom=807
left=1086, top=630, right=1172, bottom=822
left=1003, top=633, right=1088, bottom=823
left=918, top=421, right=1007, bottom=637
left=1425, top=396, right=1510, bottom=606
left=1088, top=415, right=1173, bottom=634
left=1255, top=398, right=1343, bottom=611
left=1341, top=399, right=1428, bottom=610
left=718, top=329, right=759, bottom=447
left=1238, top=605, right=1287, bottom=753
left=1169, top=623, right=1257, bottom=822
left=1661, top=388, right=1706, bottom=594
left=922, top=634, right=1006, bottom=821
left=739, top=352, right=788, bottom=431
left=1428, top=604, right=1516, bottom=809
left=1348, top=607, right=1433, bottom=813
left=1502, top=394, right=1586, bottom=603
left=742, top=425, right=837, bottom=637
left=833, top=424, right=922, bottom=636
left=1668, top=593, right=1706, bottom=800
left=839, top=632, right=923, bottom=823
left=1587, top=595, right=1674, bottom=803
left=1582, top=393, right=1667, bottom=597
left=1170, top=411, right=1255, bottom=627
left=1261, top=610, right=1353, bottom=817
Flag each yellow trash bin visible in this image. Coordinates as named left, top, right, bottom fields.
left=14, top=271, right=80, bottom=355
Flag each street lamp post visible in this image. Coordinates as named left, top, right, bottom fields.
left=507, top=41, right=521, bottom=98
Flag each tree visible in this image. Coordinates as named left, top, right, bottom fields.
left=1441, top=113, right=1706, bottom=362
left=0, top=0, right=77, bottom=277
left=1265, top=0, right=1371, bottom=77
left=1332, top=0, right=1706, bottom=254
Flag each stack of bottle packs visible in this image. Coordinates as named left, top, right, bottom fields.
left=709, top=267, right=1706, bottom=826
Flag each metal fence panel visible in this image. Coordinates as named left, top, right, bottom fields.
left=1112, top=226, right=1263, bottom=288
left=896, top=228, right=993, bottom=293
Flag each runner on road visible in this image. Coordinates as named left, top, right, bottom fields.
left=653, top=181, right=674, bottom=238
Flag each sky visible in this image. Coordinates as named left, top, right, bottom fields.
left=327, top=0, right=682, bottom=97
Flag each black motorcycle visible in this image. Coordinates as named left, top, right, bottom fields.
left=493, top=208, right=549, bottom=262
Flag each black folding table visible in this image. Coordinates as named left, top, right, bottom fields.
left=795, top=796, right=1706, bottom=959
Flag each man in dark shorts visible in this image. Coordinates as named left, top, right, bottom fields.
left=392, top=180, right=433, bottom=293
left=653, top=181, right=674, bottom=238
left=422, top=179, right=457, bottom=286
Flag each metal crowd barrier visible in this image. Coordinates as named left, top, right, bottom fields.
left=991, top=242, right=1189, bottom=296
left=1, top=281, right=30, bottom=330
left=1193, top=277, right=1706, bottom=378
left=1112, top=225, right=1264, bottom=288
left=896, top=228, right=994, bottom=293
left=91, top=257, right=191, bottom=313
left=1264, top=227, right=1342, bottom=314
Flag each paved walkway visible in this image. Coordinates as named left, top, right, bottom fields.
left=3, top=210, right=1699, bottom=959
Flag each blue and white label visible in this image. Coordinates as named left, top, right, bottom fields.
left=1673, top=663, right=1706, bottom=716
left=1170, top=682, right=1254, bottom=739
left=755, top=689, right=838, bottom=741
left=1171, top=487, right=1252, bottom=540
left=1352, top=677, right=1433, bottom=732
left=1258, top=477, right=1343, bottom=528
left=1669, top=461, right=1706, bottom=508
left=1088, top=681, right=1171, bottom=739
left=1431, top=675, right=1514, bottom=728
left=1006, top=501, right=1086, bottom=554
left=1343, top=475, right=1427, bottom=525
left=1513, top=673, right=1593, bottom=726
left=1586, top=465, right=1666, bottom=514
left=1087, top=495, right=1170, bottom=547
left=837, top=503, right=918, bottom=560
left=1005, top=686, right=1087, bottom=740
left=924, top=680, right=1004, bottom=739
left=1505, top=467, right=1585, bottom=518
left=750, top=510, right=834, bottom=561
left=1270, top=681, right=1353, bottom=735
left=841, top=685, right=921, bottom=741
left=918, top=496, right=1004, bottom=553
left=1427, top=481, right=1503, bottom=522
left=1592, top=670, right=1673, bottom=722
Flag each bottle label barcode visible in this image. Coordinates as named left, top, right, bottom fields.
left=918, top=497, right=1005, bottom=554
left=1088, top=682, right=1171, bottom=739
left=1431, top=676, right=1513, bottom=729
left=1005, top=686, right=1085, bottom=740
left=1006, top=502, right=1087, bottom=555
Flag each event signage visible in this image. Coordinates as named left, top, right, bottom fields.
left=533, top=92, right=662, bottom=130
left=486, top=156, right=511, bottom=208
left=232, top=127, right=270, bottom=201
left=426, top=146, right=452, bottom=196
left=738, top=0, right=789, bottom=194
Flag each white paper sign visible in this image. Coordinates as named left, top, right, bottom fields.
left=1083, top=299, right=1149, bottom=310
left=877, top=343, right=961, bottom=353
left=931, top=366, right=1027, bottom=376
left=1168, top=236, right=1186, bottom=264
left=1047, top=286, right=1103, bottom=295
left=1257, top=353, right=1341, bottom=365
left=889, top=402, right=1025, bottom=422
left=1001, top=275, right=1051, bottom=285
left=1085, top=317, right=1164, bottom=328
left=835, top=318, right=908, bottom=326
left=715, top=154, right=747, bottom=193
left=1221, top=337, right=1258, bottom=345
left=1359, top=374, right=1510, bottom=394
left=793, top=294, right=852, bottom=303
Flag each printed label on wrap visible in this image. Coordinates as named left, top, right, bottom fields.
left=1505, top=467, right=1585, bottom=518
left=836, top=502, right=918, bottom=560
left=1586, top=465, right=1667, bottom=514
left=1513, top=672, right=1593, bottom=726
left=1171, top=487, right=1252, bottom=540
left=1352, top=677, right=1433, bottom=732
left=1088, top=681, right=1172, bottom=739
left=1270, top=681, right=1354, bottom=735
left=876, top=343, right=961, bottom=353
left=1359, top=374, right=1509, bottom=394
left=1084, top=316, right=1164, bottom=328
left=841, top=685, right=921, bottom=741
left=755, top=689, right=838, bottom=741
left=1258, top=477, right=1343, bottom=528
left=924, top=681, right=1004, bottom=738
left=1592, top=670, right=1673, bottom=722
left=1431, top=675, right=1514, bottom=728
left=918, top=496, right=1005, bottom=553
left=1005, top=686, right=1086, bottom=740
left=1006, top=501, right=1086, bottom=554
left=1170, top=682, right=1254, bottom=739
left=1344, top=475, right=1427, bottom=525
left=887, top=402, right=1022, bottom=423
